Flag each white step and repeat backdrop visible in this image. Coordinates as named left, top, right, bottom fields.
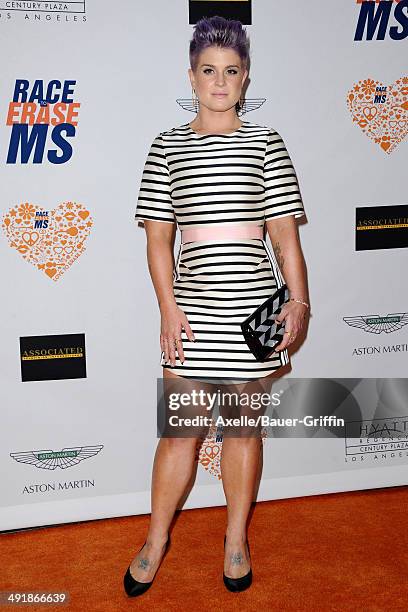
left=1, top=1, right=407, bottom=531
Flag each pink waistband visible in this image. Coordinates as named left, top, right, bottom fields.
left=181, top=224, right=264, bottom=243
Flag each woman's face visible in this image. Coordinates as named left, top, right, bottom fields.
left=188, top=46, right=248, bottom=113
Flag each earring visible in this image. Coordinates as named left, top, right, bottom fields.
left=192, top=87, right=199, bottom=111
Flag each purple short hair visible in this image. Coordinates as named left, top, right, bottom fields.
left=189, top=15, right=250, bottom=73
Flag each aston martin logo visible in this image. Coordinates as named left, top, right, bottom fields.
left=343, top=313, right=408, bottom=334
left=10, top=445, right=104, bottom=470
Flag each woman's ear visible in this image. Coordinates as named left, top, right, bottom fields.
left=187, top=67, right=194, bottom=89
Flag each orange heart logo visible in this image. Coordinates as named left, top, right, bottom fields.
left=197, top=423, right=223, bottom=479
left=347, top=76, right=408, bottom=154
left=197, top=422, right=267, bottom=480
left=2, top=201, right=93, bottom=281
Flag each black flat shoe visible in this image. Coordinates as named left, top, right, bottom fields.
left=123, top=533, right=171, bottom=597
left=223, top=534, right=252, bottom=592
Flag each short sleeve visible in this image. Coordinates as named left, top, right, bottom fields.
left=263, top=128, right=305, bottom=221
left=134, top=133, right=176, bottom=227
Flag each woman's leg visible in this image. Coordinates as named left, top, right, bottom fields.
left=129, top=367, right=214, bottom=583
left=220, top=372, right=277, bottom=579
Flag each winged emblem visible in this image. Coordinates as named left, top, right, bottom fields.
left=10, top=445, right=104, bottom=470
left=343, top=313, right=408, bottom=334
left=176, top=97, right=266, bottom=116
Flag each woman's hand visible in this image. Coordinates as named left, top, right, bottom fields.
left=160, top=301, right=195, bottom=366
left=273, top=301, right=308, bottom=352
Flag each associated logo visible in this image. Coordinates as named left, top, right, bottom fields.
left=10, top=445, right=103, bottom=470
left=355, top=205, right=408, bottom=250
left=19, top=333, right=86, bottom=382
left=2, top=201, right=93, bottom=280
left=354, top=0, right=408, bottom=41
left=343, top=313, right=408, bottom=333
left=6, top=79, right=80, bottom=164
left=347, top=77, right=408, bottom=154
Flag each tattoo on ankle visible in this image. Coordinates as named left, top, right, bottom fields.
left=230, top=552, right=244, bottom=566
left=137, top=557, right=150, bottom=571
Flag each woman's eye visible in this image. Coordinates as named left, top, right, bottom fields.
left=203, top=68, right=238, bottom=75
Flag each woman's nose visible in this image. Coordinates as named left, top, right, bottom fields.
left=215, top=74, right=226, bottom=86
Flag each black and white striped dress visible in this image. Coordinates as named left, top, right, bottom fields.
left=135, top=120, right=305, bottom=381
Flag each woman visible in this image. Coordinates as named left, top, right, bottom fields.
left=124, top=16, right=309, bottom=596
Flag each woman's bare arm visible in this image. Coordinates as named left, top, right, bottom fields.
left=144, top=220, right=177, bottom=308
left=143, top=220, right=195, bottom=365
left=266, top=216, right=309, bottom=351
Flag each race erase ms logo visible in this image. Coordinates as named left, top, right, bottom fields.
left=2, top=201, right=93, bottom=281
left=347, top=77, right=408, bottom=153
left=5, top=79, right=80, bottom=164
left=354, top=0, right=408, bottom=41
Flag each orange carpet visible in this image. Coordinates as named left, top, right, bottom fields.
left=2, top=486, right=407, bottom=612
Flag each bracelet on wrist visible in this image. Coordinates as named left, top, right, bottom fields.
left=289, top=297, right=309, bottom=309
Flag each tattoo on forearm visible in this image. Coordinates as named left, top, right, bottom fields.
left=274, top=241, right=285, bottom=272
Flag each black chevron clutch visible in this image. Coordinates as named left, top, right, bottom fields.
left=240, top=284, right=289, bottom=362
